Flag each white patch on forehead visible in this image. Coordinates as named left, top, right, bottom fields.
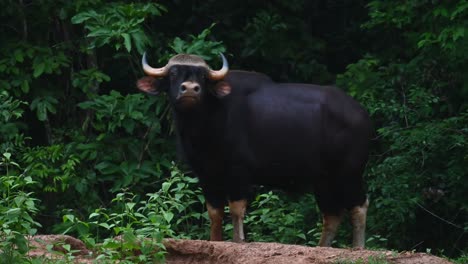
left=168, top=54, right=210, bottom=68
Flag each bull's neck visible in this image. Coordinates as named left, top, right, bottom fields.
left=173, top=102, right=222, bottom=141
left=174, top=109, right=208, bottom=133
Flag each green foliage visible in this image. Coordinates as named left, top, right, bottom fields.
left=338, top=0, right=468, bottom=254
left=453, top=254, right=468, bottom=264
left=0, top=91, right=25, bottom=123
left=72, top=68, right=110, bottom=98
left=72, top=2, right=166, bottom=53
left=60, top=165, right=204, bottom=262
left=0, top=152, right=41, bottom=263
left=163, top=24, right=226, bottom=63
left=365, top=235, right=388, bottom=250
left=242, top=191, right=313, bottom=244
left=0, top=45, right=69, bottom=96
left=365, top=0, right=468, bottom=55
left=334, top=255, right=389, bottom=264
left=239, top=8, right=332, bottom=83
left=0, top=91, right=27, bottom=146
left=0, top=101, right=41, bottom=262
left=79, top=91, right=161, bottom=133
left=30, top=96, right=58, bottom=122
left=73, top=91, right=172, bottom=195
left=146, top=166, right=208, bottom=240
left=241, top=11, right=288, bottom=58
left=22, top=144, right=80, bottom=193
left=43, top=241, right=81, bottom=263
left=63, top=190, right=168, bottom=263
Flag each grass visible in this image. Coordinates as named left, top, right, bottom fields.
left=334, top=254, right=389, bottom=264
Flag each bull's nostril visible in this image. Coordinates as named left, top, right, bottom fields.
left=180, top=85, right=187, bottom=92
left=194, top=86, right=200, bottom=93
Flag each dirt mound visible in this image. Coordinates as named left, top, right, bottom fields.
left=27, top=235, right=452, bottom=264
left=164, top=239, right=452, bottom=264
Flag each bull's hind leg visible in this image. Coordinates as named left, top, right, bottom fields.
left=350, top=198, right=369, bottom=248
left=207, top=203, right=224, bottom=241
left=335, top=136, right=370, bottom=248
left=318, top=212, right=344, bottom=247
left=229, top=199, right=247, bottom=242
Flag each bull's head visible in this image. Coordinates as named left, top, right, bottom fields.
left=137, top=53, right=231, bottom=111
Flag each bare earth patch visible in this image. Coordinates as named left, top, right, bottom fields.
left=27, top=235, right=452, bottom=264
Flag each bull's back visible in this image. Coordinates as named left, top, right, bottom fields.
left=227, top=82, right=369, bottom=189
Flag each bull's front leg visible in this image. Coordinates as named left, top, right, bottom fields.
left=229, top=199, right=247, bottom=242
left=226, top=159, right=250, bottom=243
left=207, top=203, right=224, bottom=241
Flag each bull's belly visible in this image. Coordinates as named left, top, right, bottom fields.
left=250, top=162, right=319, bottom=192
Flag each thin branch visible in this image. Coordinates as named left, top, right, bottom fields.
left=443, top=128, right=467, bottom=135
left=410, top=240, right=424, bottom=250
left=400, top=87, right=409, bottom=128
left=19, top=0, right=28, bottom=41
left=415, top=202, right=463, bottom=229
left=137, top=123, right=154, bottom=169
left=371, top=125, right=416, bottom=140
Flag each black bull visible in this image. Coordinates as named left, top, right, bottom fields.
left=137, top=53, right=372, bottom=248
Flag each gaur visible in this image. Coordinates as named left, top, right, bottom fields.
left=137, top=53, right=371, bottom=248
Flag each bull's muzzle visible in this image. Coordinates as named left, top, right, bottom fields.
left=180, top=81, right=201, bottom=95
left=176, top=81, right=201, bottom=109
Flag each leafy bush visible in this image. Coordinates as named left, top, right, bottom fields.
left=58, top=164, right=206, bottom=262
left=71, top=2, right=166, bottom=53
left=0, top=153, right=41, bottom=262
left=337, top=0, right=468, bottom=254
left=0, top=91, right=27, bottom=153
left=243, top=191, right=313, bottom=244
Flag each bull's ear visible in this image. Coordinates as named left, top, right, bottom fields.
left=213, top=81, right=232, bottom=98
left=137, top=76, right=161, bottom=95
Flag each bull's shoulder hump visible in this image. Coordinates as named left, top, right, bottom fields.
left=225, top=70, right=273, bottom=82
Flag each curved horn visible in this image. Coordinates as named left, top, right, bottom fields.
left=142, top=52, right=168, bottom=77
left=208, top=53, right=229, bottom=80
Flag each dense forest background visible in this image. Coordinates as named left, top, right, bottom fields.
left=0, top=0, right=467, bottom=262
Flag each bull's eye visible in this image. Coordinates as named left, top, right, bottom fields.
left=169, top=69, right=178, bottom=78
